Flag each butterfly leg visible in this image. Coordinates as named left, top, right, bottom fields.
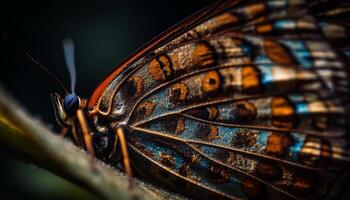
left=76, top=109, right=95, bottom=158
left=110, top=129, right=119, bottom=161
left=60, top=124, right=84, bottom=149
left=71, top=124, right=84, bottom=148
left=116, top=127, right=133, bottom=178
left=116, top=127, right=136, bottom=196
left=60, top=127, right=68, bottom=137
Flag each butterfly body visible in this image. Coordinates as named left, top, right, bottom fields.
left=52, top=0, right=350, bottom=199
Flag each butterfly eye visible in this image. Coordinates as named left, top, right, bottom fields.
left=63, top=93, right=81, bottom=116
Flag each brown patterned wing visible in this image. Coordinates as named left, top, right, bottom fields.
left=88, top=0, right=242, bottom=111
left=90, top=0, right=350, bottom=199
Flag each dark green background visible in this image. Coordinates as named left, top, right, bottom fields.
left=1, top=0, right=215, bottom=199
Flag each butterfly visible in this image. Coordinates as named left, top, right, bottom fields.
left=50, top=0, right=350, bottom=199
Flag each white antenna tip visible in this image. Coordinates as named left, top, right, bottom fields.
left=63, top=38, right=76, bottom=93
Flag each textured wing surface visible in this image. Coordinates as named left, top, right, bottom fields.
left=94, top=0, right=350, bottom=199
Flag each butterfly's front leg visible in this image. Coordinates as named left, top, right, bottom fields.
left=76, top=109, right=95, bottom=157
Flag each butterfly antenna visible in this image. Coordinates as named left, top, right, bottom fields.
left=4, top=33, right=69, bottom=94
left=63, top=38, right=76, bottom=94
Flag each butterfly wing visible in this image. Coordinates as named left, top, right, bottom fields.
left=88, top=0, right=241, bottom=111
left=89, top=0, right=350, bottom=199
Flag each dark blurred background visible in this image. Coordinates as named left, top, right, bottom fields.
left=1, top=0, right=215, bottom=199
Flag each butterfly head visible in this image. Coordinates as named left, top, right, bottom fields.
left=63, top=93, right=81, bottom=116
left=51, top=92, right=84, bottom=126
left=51, top=38, right=84, bottom=126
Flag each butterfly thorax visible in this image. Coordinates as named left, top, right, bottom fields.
left=51, top=93, right=118, bottom=158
